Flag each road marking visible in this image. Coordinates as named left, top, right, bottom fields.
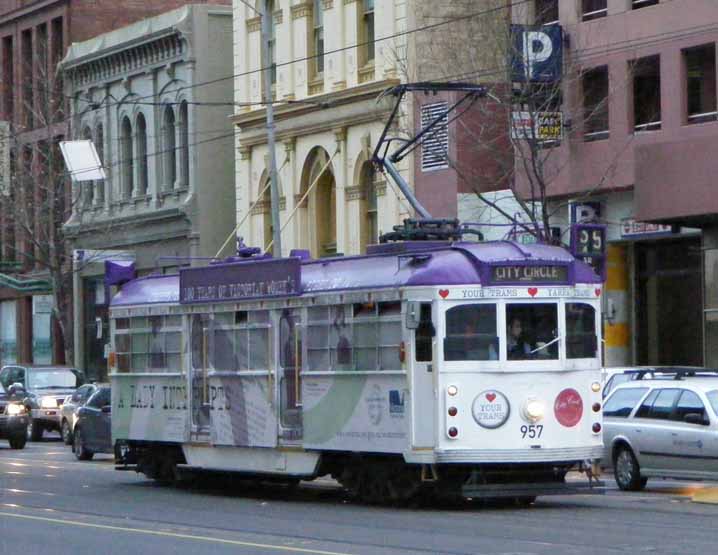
left=0, top=511, right=355, bottom=555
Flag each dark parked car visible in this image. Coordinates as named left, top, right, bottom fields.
left=0, top=365, right=85, bottom=440
left=73, top=386, right=112, bottom=461
left=61, top=383, right=104, bottom=445
left=0, top=382, right=29, bottom=449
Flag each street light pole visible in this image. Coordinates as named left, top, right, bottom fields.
left=260, top=3, right=282, bottom=258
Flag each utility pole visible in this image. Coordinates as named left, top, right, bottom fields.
left=260, top=2, right=282, bottom=258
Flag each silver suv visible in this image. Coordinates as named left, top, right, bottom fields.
left=603, top=370, right=718, bottom=491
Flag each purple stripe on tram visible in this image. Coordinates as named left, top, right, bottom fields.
left=110, top=241, right=601, bottom=307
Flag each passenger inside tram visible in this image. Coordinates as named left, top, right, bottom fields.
left=506, top=317, right=532, bottom=360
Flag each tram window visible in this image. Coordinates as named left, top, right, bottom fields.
left=415, top=303, right=434, bottom=362
left=330, top=305, right=353, bottom=370
left=504, top=304, right=559, bottom=360
left=444, top=304, right=498, bottom=361
left=566, top=303, right=597, bottom=358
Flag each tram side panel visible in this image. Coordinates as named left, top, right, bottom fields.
left=302, top=373, right=411, bottom=454
left=112, top=374, right=190, bottom=444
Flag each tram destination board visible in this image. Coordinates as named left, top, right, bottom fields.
left=180, top=257, right=301, bottom=303
left=489, top=264, right=568, bottom=284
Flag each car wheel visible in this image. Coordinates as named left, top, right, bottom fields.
left=614, top=446, right=645, bottom=491
left=27, top=414, right=43, bottom=441
left=73, top=427, right=94, bottom=461
left=9, top=435, right=26, bottom=449
left=61, top=419, right=73, bottom=445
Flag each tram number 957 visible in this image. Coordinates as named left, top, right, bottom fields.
left=520, top=424, right=543, bottom=439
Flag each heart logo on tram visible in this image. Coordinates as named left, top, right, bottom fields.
left=485, top=392, right=497, bottom=402
left=527, top=287, right=538, bottom=297
left=439, top=289, right=450, bottom=299
left=595, top=288, right=602, bottom=297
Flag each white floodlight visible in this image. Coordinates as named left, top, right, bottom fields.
left=60, top=140, right=106, bottom=182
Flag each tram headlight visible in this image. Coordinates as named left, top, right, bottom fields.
left=523, top=398, right=545, bottom=423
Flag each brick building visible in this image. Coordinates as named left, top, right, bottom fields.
left=0, top=0, right=228, bottom=367
left=512, top=0, right=718, bottom=367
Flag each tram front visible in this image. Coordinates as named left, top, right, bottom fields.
left=410, top=245, right=605, bottom=498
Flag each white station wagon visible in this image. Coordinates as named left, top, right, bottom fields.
left=602, top=371, right=718, bottom=490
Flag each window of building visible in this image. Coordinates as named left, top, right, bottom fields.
left=179, top=101, right=189, bottom=189
left=603, top=387, right=648, bottom=417
left=685, top=44, right=717, bottom=124
left=21, top=29, right=32, bottom=128
left=583, top=66, right=609, bottom=141
left=266, top=0, right=277, bottom=87
left=120, top=116, right=133, bottom=199
left=312, top=0, right=324, bottom=76
left=582, top=0, right=606, bottom=21
left=535, top=0, right=558, bottom=25
left=2, top=37, right=14, bottom=120
left=162, top=105, right=176, bottom=190
left=359, top=0, right=375, bottom=66
left=95, top=123, right=104, bottom=205
left=420, top=102, right=449, bottom=171
left=136, top=113, right=148, bottom=196
left=633, top=0, right=658, bottom=8
left=632, top=55, right=661, bottom=132
left=81, top=126, right=93, bottom=207
left=359, top=162, right=378, bottom=252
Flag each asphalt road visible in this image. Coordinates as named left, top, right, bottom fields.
left=1, top=436, right=718, bottom=555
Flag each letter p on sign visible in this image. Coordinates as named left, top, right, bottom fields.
left=523, top=31, right=553, bottom=79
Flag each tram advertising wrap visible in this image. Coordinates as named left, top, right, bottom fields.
left=109, top=239, right=605, bottom=503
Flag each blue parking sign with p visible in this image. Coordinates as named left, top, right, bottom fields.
left=511, top=25, right=563, bottom=83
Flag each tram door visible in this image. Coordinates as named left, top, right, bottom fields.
left=411, top=302, right=436, bottom=448
left=190, top=314, right=211, bottom=435
left=278, top=308, right=303, bottom=442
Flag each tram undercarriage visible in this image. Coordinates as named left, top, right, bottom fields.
left=116, top=441, right=603, bottom=504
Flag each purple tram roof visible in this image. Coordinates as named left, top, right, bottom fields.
left=111, top=241, right=601, bottom=307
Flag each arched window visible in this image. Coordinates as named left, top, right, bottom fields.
left=179, top=101, right=189, bottom=189
left=82, top=126, right=93, bottom=206
left=359, top=162, right=378, bottom=253
left=95, top=123, right=104, bottom=205
left=162, top=105, right=176, bottom=191
left=136, top=113, right=148, bottom=196
left=120, top=116, right=133, bottom=199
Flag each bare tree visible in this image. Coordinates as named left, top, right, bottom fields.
left=402, top=0, right=640, bottom=244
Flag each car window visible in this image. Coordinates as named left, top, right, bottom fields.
left=635, top=389, right=659, bottom=418
left=706, top=391, right=718, bottom=416
left=87, top=388, right=110, bottom=409
left=28, top=369, right=78, bottom=389
left=603, top=373, right=633, bottom=398
left=674, top=390, right=708, bottom=424
left=603, top=387, right=648, bottom=418
left=637, top=388, right=680, bottom=420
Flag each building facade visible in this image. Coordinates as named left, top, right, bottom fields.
left=61, top=4, right=235, bottom=380
left=0, top=0, right=226, bottom=368
left=232, top=0, right=414, bottom=258
left=513, top=0, right=718, bottom=366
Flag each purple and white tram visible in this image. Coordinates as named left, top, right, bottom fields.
left=110, top=238, right=604, bottom=502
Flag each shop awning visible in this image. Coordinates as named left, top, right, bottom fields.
left=0, top=273, right=52, bottom=293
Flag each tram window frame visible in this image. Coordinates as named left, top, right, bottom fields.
left=565, top=302, right=598, bottom=359
left=351, top=301, right=403, bottom=371
left=505, top=303, right=559, bottom=361
left=211, top=310, right=271, bottom=372
left=443, top=303, right=498, bottom=362
left=114, top=315, right=183, bottom=373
